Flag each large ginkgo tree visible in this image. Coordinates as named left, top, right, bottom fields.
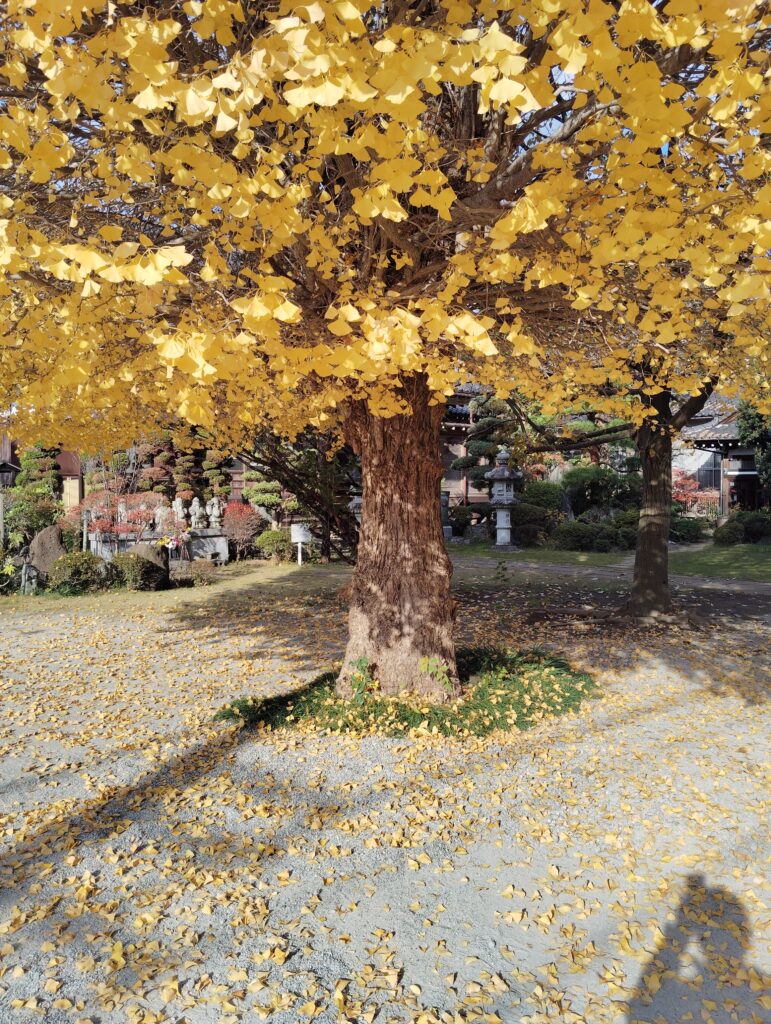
left=1, top=0, right=768, bottom=698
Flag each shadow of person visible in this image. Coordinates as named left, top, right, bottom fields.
left=627, top=873, right=768, bottom=1024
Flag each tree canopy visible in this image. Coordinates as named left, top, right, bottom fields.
left=1, top=0, right=769, bottom=451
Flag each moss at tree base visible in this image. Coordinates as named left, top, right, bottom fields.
left=215, top=646, right=594, bottom=738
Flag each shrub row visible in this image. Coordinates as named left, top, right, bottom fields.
left=112, top=552, right=167, bottom=591
left=714, top=510, right=771, bottom=546
left=46, top=550, right=220, bottom=595
left=46, top=551, right=105, bottom=595
left=552, top=520, right=632, bottom=553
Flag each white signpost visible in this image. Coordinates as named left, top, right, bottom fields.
left=290, top=523, right=312, bottom=565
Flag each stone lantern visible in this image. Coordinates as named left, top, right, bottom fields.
left=348, top=494, right=363, bottom=524
left=485, top=447, right=523, bottom=547
left=440, top=489, right=452, bottom=541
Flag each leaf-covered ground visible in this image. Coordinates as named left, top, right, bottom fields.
left=0, top=561, right=769, bottom=1024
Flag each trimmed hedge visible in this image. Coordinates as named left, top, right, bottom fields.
left=713, top=519, right=745, bottom=546
left=112, top=552, right=168, bottom=590
left=521, top=481, right=563, bottom=511
left=734, top=510, right=771, bottom=543
left=510, top=502, right=549, bottom=546
left=562, top=465, right=641, bottom=515
left=551, top=519, right=635, bottom=553
left=449, top=504, right=474, bottom=536
left=254, top=529, right=294, bottom=561
left=551, top=520, right=598, bottom=551
left=670, top=516, right=709, bottom=543
left=713, top=511, right=771, bottom=546
left=47, top=552, right=105, bottom=595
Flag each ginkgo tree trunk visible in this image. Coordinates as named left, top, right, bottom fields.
left=337, top=374, right=460, bottom=700
left=627, top=386, right=716, bottom=618
left=628, top=420, right=674, bottom=617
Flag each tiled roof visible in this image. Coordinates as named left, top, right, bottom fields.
left=682, top=394, right=743, bottom=443
left=686, top=418, right=741, bottom=442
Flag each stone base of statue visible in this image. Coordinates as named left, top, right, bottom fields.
left=188, top=530, right=229, bottom=563
left=88, top=530, right=229, bottom=564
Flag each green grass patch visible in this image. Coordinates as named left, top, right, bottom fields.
left=215, top=646, right=595, bottom=738
left=452, top=542, right=626, bottom=567
left=669, top=543, right=771, bottom=583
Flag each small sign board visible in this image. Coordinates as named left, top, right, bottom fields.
left=291, top=523, right=312, bottom=544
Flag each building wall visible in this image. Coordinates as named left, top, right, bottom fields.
left=62, top=477, right=82, bottom=510
left=439, top=427, right=489, bottom=504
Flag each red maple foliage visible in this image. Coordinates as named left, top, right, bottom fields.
left=222, top=501, right=262, bottom=560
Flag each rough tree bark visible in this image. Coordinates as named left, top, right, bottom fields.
left=626, top=384, right=714, bottom=617
left=628, top=423, right=674, bottom=616
left=337, top=374, right=460, bottom=701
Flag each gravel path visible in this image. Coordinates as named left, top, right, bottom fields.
left=0, top=566, right=769, bottom=1024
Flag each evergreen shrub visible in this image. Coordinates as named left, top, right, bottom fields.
left=521, top=481, right=563, bottom=510
left=47, top=552, right=105, bottom=595
left=112, top=552, right=168, bottom=590
left=713, top=519, right=745, bottom=546
left=254, top=529, right=293, bottom=561
left=510, top=502, right=549, bottom=546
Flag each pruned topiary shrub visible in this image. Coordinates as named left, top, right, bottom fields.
left=510, top=501, right=549, bottom=546
left=521, top=481, right=563, bottom=511
left=733, top=510, right=771, bottom=543
left=590, top=525, right=621, bottom=552
left=112, top=552, right=168, bottom=590
left=608, top=508, right=640, bottom=529
left=552, top=514, right=641, bottom=552
left=713, top=519, right=745, bottom=546
left=670, top=516, right=708, bottom=543
left=448, top=504, right=474, bottom=536
left=254, top=529, right=293, bottom=562
left=562, top=465, right=630, bottom=516
left=47, top=551, right=106, bottom=595
left=551, top=520, right=600, bottom=551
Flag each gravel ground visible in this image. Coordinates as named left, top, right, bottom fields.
left=0, top=564, right=769, bottom=1024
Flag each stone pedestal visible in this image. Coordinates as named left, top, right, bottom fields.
left=495, top=507, right=511, bottom=546
left=89, top=530, right=229, bottom=564
left=188, top=529, right=229, bottom=563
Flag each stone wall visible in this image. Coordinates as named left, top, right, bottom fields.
left=88, top=530, right=229, bottom=564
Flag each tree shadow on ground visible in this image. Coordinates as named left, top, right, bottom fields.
left=0, top=724, right=342, bottom=910
left=457, top=569, right=771, bottom=706
left=162, top=568, right=349, bottom=677
left=161, top=564, right=770, bottom=711
left=0, top=730, right=241, bottom=896
left=625, top=873, right=768, bottom=1024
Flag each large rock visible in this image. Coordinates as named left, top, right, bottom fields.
left=131, top=542, right=170, bottom=589
left=29, top=524, right=67, bottom=580
left=132, top=541, right=169, bottom=571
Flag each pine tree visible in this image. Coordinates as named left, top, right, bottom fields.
left=202, top=449, right=231, bottom=501
left=14, top=445, right=62, bottom=492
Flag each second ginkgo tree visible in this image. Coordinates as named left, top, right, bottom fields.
left=1, top=0, right=768, bottom=698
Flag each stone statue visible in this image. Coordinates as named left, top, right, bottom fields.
left=206, top=495, right=223, bottom=530
left=154, top=504, right=172, bottom=533
left=189, top=497, right=207, bottom=530
left=172, top=496, right=187, bottom=525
